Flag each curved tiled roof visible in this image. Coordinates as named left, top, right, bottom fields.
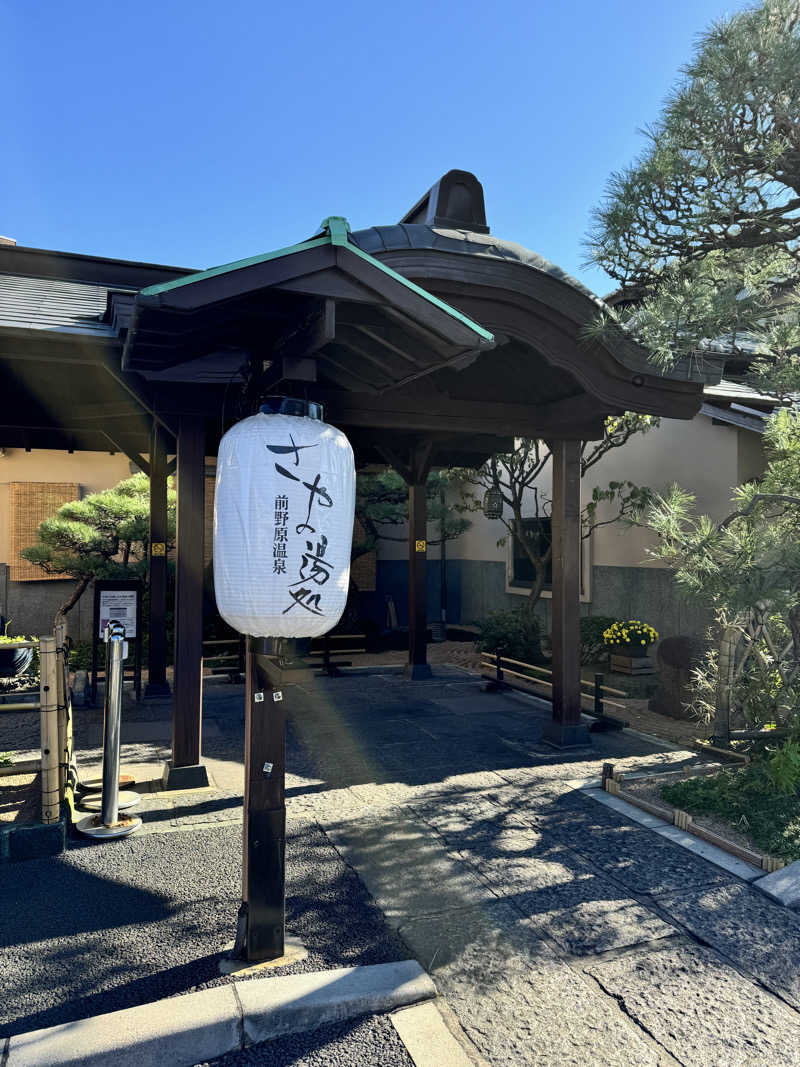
left=350, top=223, right=601, bottom=305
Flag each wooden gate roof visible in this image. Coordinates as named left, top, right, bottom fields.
left=0, top=170, right=725, bottom=464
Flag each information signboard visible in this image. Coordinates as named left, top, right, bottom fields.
left=98, top=588, right=138, bottom=639
left=91, top=579, right=143, bottom=703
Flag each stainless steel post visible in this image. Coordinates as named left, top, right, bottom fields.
left=101, top=621, right=126, bottom=827
left=76, top=619, right=142, bottom=840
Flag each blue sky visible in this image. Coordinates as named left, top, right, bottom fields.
left=3, top=0, right=751, bottom=295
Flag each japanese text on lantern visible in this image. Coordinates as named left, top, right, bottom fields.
left=272, top=494, right=288, bottom=574
left=266, top=434, right=335, bottom=616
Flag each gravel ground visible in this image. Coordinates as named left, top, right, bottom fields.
left=195, top=1013, right=413, bottom=1066
left=0, top=821, right=409, bottom=1038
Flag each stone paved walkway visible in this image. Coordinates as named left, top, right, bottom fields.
left=277, top=667, right=800, bottom=1066
left=8, top=664, right=799, bottom=1065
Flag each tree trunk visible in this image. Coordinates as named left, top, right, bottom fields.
left=54, top=575, right=92, bottom=631
left=714, top=621, right=740, bottom=742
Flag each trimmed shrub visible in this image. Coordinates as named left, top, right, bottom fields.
left=579, top=616, right=617, bottom=665
left=477, top=607, right=544, bottom=664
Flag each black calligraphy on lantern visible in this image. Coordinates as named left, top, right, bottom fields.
left=267, top=435, right=337, bottom=616
left=272, top=493, right=289, bottom=574
left=293, top=535, right=331, bottom=587
left=282, top=586, right=323, bottom=616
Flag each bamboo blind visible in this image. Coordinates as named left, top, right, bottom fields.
left=351, top=518, right=376, bottom=592
left=9, top=482, right=79, bottom=581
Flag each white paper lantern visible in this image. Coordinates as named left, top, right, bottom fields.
left=213, top=410, right=356, bottom=638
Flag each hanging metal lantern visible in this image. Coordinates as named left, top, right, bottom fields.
left=213, top=402, right=356, bottom=638
left=482, top=488, right=503, bottom=520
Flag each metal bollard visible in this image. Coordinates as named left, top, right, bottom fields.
left=76, top=620, right=142, bottom=840
left=101, top=621, right=126, bottom=827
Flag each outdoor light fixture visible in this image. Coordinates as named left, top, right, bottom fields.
left=213, top=398, right=356, bottom=637
left=482, top=488, right=503, bottom=520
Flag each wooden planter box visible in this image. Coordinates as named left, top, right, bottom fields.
left=610, top=649, right=655, bottom=675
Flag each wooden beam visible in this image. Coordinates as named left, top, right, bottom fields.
left=99, top=429, right=150, bottom=475
left=314, top=389, right=607, bottom=440
left=272, top=298, right=335, bottom=364
left=170, top=414, right=206, bottom=774
left=543, top=439, right=589, bottom=748
left=145, top=422, right=170, bottom=698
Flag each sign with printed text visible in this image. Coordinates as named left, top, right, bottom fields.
left=98, top=589, right=138, bottom=638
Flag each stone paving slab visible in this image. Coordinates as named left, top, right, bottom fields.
left=657, top=882, right=800, bottom=1009
left=544, top=808, right=732, bottom=896
left=409, top=795, right=539, bottom=843
left=436, top=937, right=658, bottom=1066
left=656, top=824, right=762, bottom=882
left=585, top=940, right=800, bottom=1066
left=514, top=875, right=678, bottom=956
left=396, top=900, right=659, bottom=1066
left=324, top=814, right=495, bottom=922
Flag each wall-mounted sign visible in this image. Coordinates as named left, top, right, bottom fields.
left=214, top=410, right=356, bottom=638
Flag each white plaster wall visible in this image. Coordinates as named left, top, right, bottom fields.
left=585, top=415, right=740, bottom=569
left=374, top=414, right=747, bottom=571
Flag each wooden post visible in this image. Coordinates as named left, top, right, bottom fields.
left=407, top=481, right=431, bottom=678
left=406, top=442, right=434, bottom=679
left=39, top=635, right=60, bottom=824
left=146, top=421, right=171, bottom=698
left=166, top=414, right=209, bottom=788
left=544, top=439, right=589, bottom=747
left=241, top=636, right=286, bottom=961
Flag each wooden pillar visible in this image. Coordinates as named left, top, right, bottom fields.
left=239, top=637, right=286, bottom=961
left=406, top=442, right=434, bottom=679
left=145, top=422, right=171, bottom=698
left=544, top=439, right=590, bottom=747
left=165, top=414, right=209, bottom=787
left=407, top=481, right=431, bottom=678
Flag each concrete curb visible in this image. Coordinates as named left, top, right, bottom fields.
left=5, top=960, right=435, bottom=1067
left=391, top=1000, right=487, bottom=1067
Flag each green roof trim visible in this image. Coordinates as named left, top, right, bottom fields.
left=138, top=234, right=331, bottom=299
left=138, top=217, right=494, bottom=346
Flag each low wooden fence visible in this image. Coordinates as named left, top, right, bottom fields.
left=479, top=649, right=629, bottom=728
left=0, top=624, right=74, bottom=825
left=202, top=637, right=246, bottom=682
left=309, top=633, right=368, bottom=676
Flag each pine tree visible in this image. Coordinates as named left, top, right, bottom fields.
left=21, top=474, right=176, bottom=620
left=587, top=0, right=800, bottom=733
left=586, top=0, right=800, bottom=394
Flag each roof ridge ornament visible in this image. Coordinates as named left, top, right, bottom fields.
left=399, top=170, right=490, bottom=235
left=318, top=216, right=352, bottom=243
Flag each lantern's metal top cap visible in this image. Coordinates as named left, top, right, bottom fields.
left=259, top=396, right=324, bottom=421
